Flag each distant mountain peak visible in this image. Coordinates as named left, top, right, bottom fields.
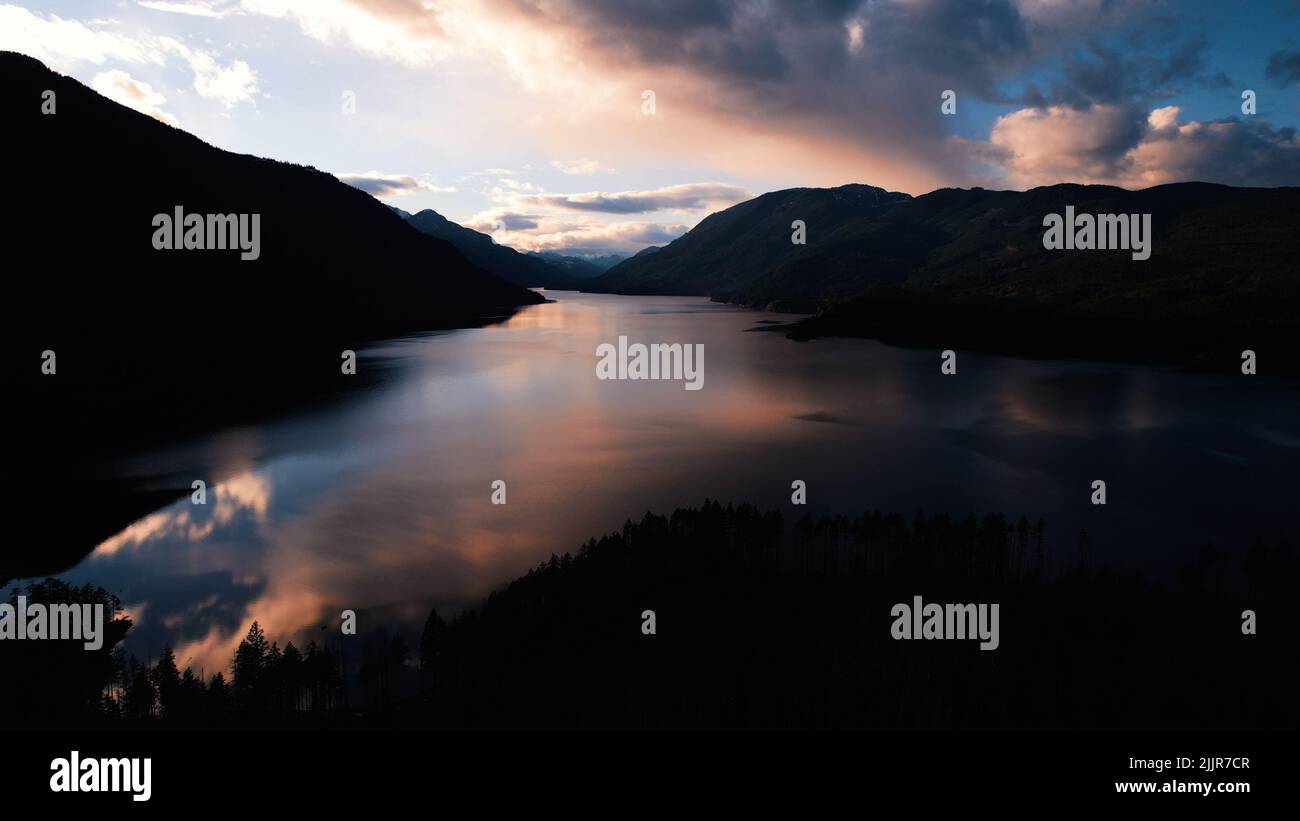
left=527, top=250, right=628, bottom=278
left=405, top=210, right=576, bottom=288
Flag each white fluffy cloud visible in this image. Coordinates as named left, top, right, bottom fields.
left=1, top=5, right=259, bottom=108
left=184, top=49, right=258, bottom=107
left=238, top=0, right=453, bottom=66
left=156, top=37, right=259, bottom=107
left=90, top=68, right=180, bottom=126
left=0, top=3, right=166, bottom=68
left=136, top=0, right=229, bottom=18
left=988, top=104, right=1141, bottom=186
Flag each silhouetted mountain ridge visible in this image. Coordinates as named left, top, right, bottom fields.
left=405, top=209, right=577, bottom=288
left=2, top=50, right=544, bottom=577
left=588, top=183, right=912, bottom=303
left=588, top=180, right=1299, bottom=368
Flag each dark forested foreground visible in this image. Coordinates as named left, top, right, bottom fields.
left=5, top=502, right=1295, bottom=732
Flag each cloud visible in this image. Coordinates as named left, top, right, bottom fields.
left=1125, top=107, right=1300, bottom=188
left=137, top=0, right=230, bottom=18
left=461, top=176, right=749, bottom=255
left=465, top=211, right=687, bottom=255
left=551, top=158, right=616, bottom=176
left=158, top=37, right=259, bottom=106
left=490, top=177, right=542, bottom=194
left=238, top=0, right=453, bottom=66
left=486, top=213, right=540, bottom=231
left=1015, top=0, right=1117, bottom=29
left=182, top=48, right=258, bottom=106
left=554, top=220, right=687, bottom=255
left=17, top=0, right=1295, bottom=206
left=522, top=182, right=752, bottom=214
left=1, top=6, right=258, bottom=107
left=0, top=3, right=167, bottom=68
left=986, top=103, right=1300, bottom=188
left=1043, top=33, right=1233, bottom=111
left=211, top=0, right=1259, bottom=193
left=1266, top=47, right=1300, bottom=87
left=987, top=103, right=1145, bottom=185
left=337, top=171, right=456, bottom=197
left=90, top=69, right=180, bottom=126
left=93, top=471, right=270, bottom=557
left=208, top=0, right=1056, bottom=191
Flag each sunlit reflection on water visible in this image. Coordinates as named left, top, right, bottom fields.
left=52, top=292, right=1300, bottom=672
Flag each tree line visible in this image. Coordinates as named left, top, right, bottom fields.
left=4, top=501, right=1295, bottom=729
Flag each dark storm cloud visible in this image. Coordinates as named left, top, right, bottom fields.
left=487, top=0, right=1294, bottom=187
left=491, top=0, right=1158, bottom=186
left=525, top=0, right=1033, bottom=90
left=568, top=0, right=734, bottom=32
left=1266, top=47, right=1300, bottom=86
left=1049, top=34, right=1233, bottom=109
left=1148, top=116, right=1300, bottom=187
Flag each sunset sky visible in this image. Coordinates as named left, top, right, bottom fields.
left=5, top=0, right=1298, bottom=256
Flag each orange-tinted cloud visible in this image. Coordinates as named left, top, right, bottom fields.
left=988, top=103, right=1300, bottom=188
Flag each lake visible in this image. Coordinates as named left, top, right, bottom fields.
left=49, top=291, right=1300, bottom=672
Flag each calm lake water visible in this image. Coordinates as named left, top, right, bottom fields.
left=52, top=291, right=1300, bottom=670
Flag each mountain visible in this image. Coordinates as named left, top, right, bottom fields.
left=585, top=184, right=912, bottom=306
left=528, top=251, right=627, bottom=279
left=585, top=181, right=1300, bottom=368
left=406, top=209, right=577, bottom=289
left=387, top=205, right=413, bottom=219
left=581, top=253, right=629, bottom=271
left=4, top=51, right=542, bottom=361
left=3, top=51, right=543, bottom=579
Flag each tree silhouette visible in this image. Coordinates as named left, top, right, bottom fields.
left=232, top=621, right=270, bottom=710
left=8, top=502, right=1296, bottom=731
left=419, top=608, right=447, bottom=683
left=178, top=667, right=204, bottom=719
left=122, top=661, right=156, bottom=721
left=282, top=642, right=304, bottom=711
left=151, top=646, right=181, bottom=719
left=0, top=579, right=131, bottom=725
left=206, top=672, right=229, bottom=716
